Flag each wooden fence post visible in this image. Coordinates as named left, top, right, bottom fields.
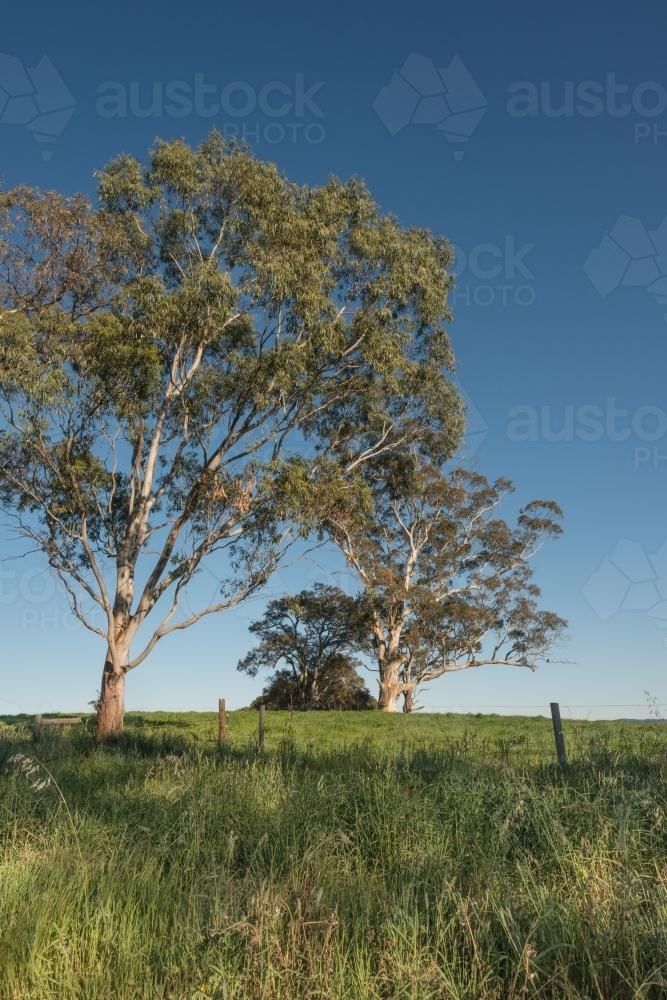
left=218, top=698, right=226, bottom=745
left=550, top=702, right=568, bottom=769
left=32, top=715, right=82, bottom=740
left=258, top=703, right=265, bottom=751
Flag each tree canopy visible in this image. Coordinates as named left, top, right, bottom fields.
left=239, top=584, right=374, bottom=710
left=312, top=454, right=567, bottom=711
left=0, top=132, right=464, bottom=737
left=249, top=656, right=376, bottom=712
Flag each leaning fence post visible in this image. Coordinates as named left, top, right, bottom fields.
left=33, top=714, right=43, bottom=740
left=218, top=698, right=226, bottom=745
left=550, top=702, right=568, bottom=769
left=258, top=703, right=265, bottom=751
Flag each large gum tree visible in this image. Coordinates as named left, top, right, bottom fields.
left=0, top=132, right=464, bottom=739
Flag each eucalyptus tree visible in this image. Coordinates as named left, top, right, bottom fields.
left=317, top=456, right=566, bottom=711
left=0, top=132, right=463, bottom=738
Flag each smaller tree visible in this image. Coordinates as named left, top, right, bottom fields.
left=250, top=654, right=376, bottom=710
left=320, top=456, right=567, bottom=712
left=238, top=584, right=373, bottom=710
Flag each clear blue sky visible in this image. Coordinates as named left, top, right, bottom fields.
left=1, top=0, right=666, bottom=719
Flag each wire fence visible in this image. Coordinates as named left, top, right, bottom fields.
left=2, top=702, right=665, bottom=772
left=426, top=704, right=667, bottom=709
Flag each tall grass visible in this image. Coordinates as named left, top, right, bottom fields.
left=0, top=713, right=665, bottom=999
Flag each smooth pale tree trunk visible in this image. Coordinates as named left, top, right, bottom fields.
left=95, top=608, right=131, bottom=742
left=377, top=658, right=405, bottom=712
left=95, top=659, right=126, bottom=741
left=402, top=687, right=416, bottom=713
left=95, top=570, right=134, bottom=741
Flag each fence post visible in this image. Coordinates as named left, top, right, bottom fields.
left=218, top=698, right=226, bottom=745
left=258, top=703, right=265, bottom=751
left=33, top=714, right=43, bottom=740
left=550, top=702, right=568, bottom=769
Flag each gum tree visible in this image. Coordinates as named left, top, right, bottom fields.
left=318, top=456, right=566, bottom=711
left=0, top=132, right=463, bottom=739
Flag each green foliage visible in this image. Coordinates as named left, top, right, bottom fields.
left=0, top=133, right=464, bottom=711
left=250, top=656, right=376, bottom=711
left=238, top=584, right=373, bottom=709
left=321, top=454, right=567, bottom=708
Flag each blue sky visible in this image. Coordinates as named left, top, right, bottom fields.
left=1, top=0, right=667, bottom=719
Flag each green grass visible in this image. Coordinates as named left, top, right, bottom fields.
left=3, top=708, right=659, bottom=761
left=1, top=711, right=666, bottom=999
